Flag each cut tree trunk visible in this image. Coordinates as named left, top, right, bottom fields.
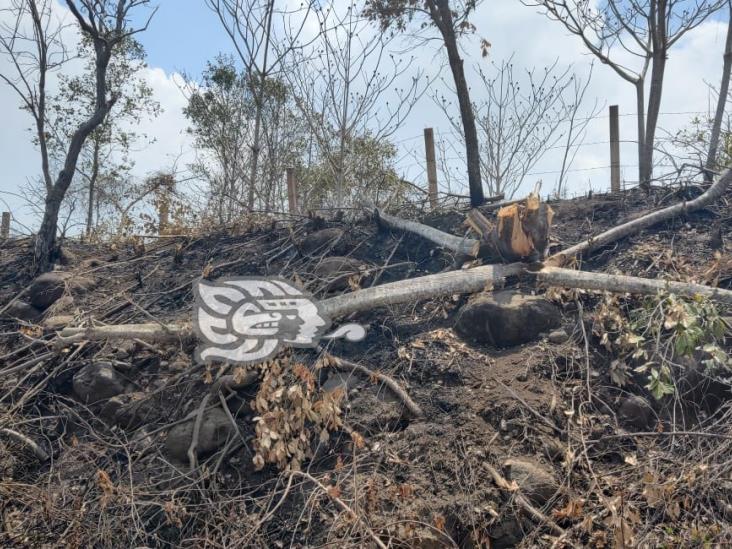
left=377, top=191, right=553, bottom=263
left=376, top=208, right=476, bottom=256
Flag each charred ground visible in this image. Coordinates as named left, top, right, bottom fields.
left=1, top=186, right=731, bottom=548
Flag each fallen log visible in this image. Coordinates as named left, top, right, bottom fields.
left=547, top=168, right=732, bottom=266
left=536, top=266, right=732, bottom=306
left=375, top=208, right=476, bottom=256
left=57, top=262, right=732, bottom=345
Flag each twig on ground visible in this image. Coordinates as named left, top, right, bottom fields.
left=327, top=353, right=423, bottom=417
left=0, top=428, right=49, bottom=461
left=292, top=470, right=388, bottom=549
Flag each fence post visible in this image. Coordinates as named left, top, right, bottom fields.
left=609, top=105, right=621, bottom=193
left=1, top=212, right=9, bottom=239
left=286, top=167, right=298, bottom=215
left=423, top=128, right=438, bottom=210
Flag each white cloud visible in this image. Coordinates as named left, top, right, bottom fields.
left=0, top=1, right=729, bottom=234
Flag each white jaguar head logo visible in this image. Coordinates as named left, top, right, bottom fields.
left=193, top=277, right=364, bottom=364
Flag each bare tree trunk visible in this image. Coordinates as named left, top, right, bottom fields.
left=246, top=0, right=275, bottom=211
left=642, top=3, right=668, bottom=190
left=427, top=0, right=484, bottom=207
left=636, top=79, right=647, bottom=188
left=705, top=6, right=732, bottom=183
left=86, top=139, right=100, bottom=237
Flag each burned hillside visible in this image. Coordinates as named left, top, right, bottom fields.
left=1, top=183, right=732, bottom=548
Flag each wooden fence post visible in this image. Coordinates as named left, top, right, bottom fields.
left=1, top=212, right=10, bottom=239
left=609, top=105, right=621, bottom=193
left=286, top=167, right=298, bottom=215
left=424, top=128, right=438, bottom=210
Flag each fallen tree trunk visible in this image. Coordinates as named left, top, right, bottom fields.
left=58, top=323, right=192, bottom=344
left=57, top=263, right=732, bottom=344
left=375, top=209, right=476, bottom=256
left=536, top=266, right=732, bottom=306
left=322, top=263, right=524, bottom=318
left=547, top=168, right=732, bottom=266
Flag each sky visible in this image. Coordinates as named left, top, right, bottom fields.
left=1, top=0, right=730, bottom=234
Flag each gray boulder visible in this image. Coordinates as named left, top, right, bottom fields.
left=3, top=300, right=43, bottom=323
left=164, top=407, right=235, bottom=461
left=300, top=228, right=345, bottom=256
left=314, top=256, right=368, bottom=291
left=455, top=291, right=561, bottom=347
left=29, top=272, right=66, bottom=309
left=73, top=362, right=128, bottom=403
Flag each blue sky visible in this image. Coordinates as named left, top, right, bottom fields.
left=133, top=1, right=231, bottom=76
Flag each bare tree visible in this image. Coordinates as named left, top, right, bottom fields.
left=0, top=0, right=155, bottom=272
left=205, top=0, right=315, bottom=210
left=365, top=0, right=489, bottom=207
left=437, top=56, right=597, bottom=198
left=526, top=0, right=726, bottom=189
left=705, top=1, right=732, bottom=182
left=285, top=1, right=423, bottom=208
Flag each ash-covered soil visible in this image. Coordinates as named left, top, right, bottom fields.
left=1, top=185, right=731, bottom=548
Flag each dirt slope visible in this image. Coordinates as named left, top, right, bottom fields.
left=1, top=186, right=731, bottom=547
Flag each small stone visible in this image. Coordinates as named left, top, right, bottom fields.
left=547, top=328, right=570, bottom=344
left=503, top=458, right=559, bottom=506
left=73, top=362, right=128, bottom=403
left=164, top=407, right=235, bottom=461
left=3, top=300, right=43, bottom=323
left=321, top=371, right=360, bottom=395
left=618, top=395, right=655, bottom=430
left=46, top=295, right=75, bottom=315
left=101, top=392, right=157, bottom=427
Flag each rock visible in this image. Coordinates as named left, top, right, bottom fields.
left=503, top=458, right=559, bottom=506
left=58, top=247, right=79, bottom=266
left=321, top=371, right=360, bottom=395
left=618, top=395, right=655, bottom=430
left=43, top=315, right=74, bottom=330
left=101, top=392, right=158, bottom=427
left=489, top=517, right=525, bottom=549
left=73, top=362, right=128, bottom=403
left=67, top=275, right=96, bottom=294
left=300, top=228, right=345, bottom=256
left=455, top=291, right=561, bottom=347
left=314, top=256, right=368, bottom=291
left=164, top=407, right=235, bottom=461
left=29, top=272, right=66, bottom=309
left=46, top=295, right=74, bottom=315
left=547, top=328, right=570, bottom=344
left=677, top=356, right=730, bottom=413
left=3, top=300, right=43, bottom=323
